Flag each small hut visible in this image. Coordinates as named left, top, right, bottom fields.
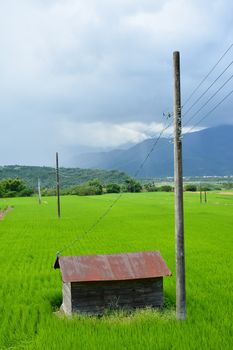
left=54, top=251, right=171, bottom=315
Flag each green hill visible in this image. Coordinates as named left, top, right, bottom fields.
left=0, top=165, right=129, bottom=189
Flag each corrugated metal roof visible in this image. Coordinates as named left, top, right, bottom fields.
left=54, top=251, right=172, bottom=283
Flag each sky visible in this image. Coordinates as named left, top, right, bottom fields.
left=0, top=0, right=233, bottom=166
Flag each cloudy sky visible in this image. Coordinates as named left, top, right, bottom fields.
left=0, top=0, right=233, bottom=166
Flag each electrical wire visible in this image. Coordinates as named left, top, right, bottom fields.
left=183, top=73, right=233, bottom=128
left=182, top=43, right=233, bottom=108
left=56, top=45, right=233, bottom=256
left=183, top=59, right=233, bottom=117
left=184, top=88, right=233, bottom=134
left=56, top=119, right=172, bottom=255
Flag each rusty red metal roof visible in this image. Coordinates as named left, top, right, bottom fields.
left=54, top=251, right=172, bottom=283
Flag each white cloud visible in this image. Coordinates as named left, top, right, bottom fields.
left=57, top=120, right=204, bottom=148
left=57, top=121, right=149, bottom=148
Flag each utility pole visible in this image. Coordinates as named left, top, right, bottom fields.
left=38, top=178, right=41, bottom=205
left=56, top=152, right=61, bottom=218
left=200, top=183, right=202, bottom=204
left=204, top=191, right=207, bottom=203
left=173, top=51, right=186, bottom=320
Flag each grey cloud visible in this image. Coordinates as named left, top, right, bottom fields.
left=0, top=0, right=233, bottom=165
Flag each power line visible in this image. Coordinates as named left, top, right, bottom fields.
left=185, top=88, right=233, bottom=134
left=133, top=122, right=172, bottom=178
left=183, top=59, right=233, bottom=118
left=58, top=193, right=124, bottom=255
left=183, top=73, right=233, bottom=127
left=182, top=43, right=233, bottom=108
left=56, top=119, right=172, bottom=255
left=56, top=46, right=233, bottom=255
left=167, top=61, right=233, bottom=140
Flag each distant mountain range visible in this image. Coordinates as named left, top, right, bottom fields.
left=75, top=125, right=233, bottom=177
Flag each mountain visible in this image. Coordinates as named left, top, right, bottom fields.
left=75, top=125, right=233, bottom=177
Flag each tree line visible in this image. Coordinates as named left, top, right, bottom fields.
left=0, top=177, right=173, bottom=197
left=1, top=177, right=233, bottom=198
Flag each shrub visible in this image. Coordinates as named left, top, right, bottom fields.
left=0, top=178, right=33, bottom=198
left=41, top=188, right=57, bottom=196
left=123, top=178, right=142, bottom=193
left=75, top=185, right=98, bottom=196
left=144, top=183, right=158, bottom=192
left=106, top=183, right=121, bottom=193
left=223, top=182, right=233, bottom=189
left=185, top=184, right=197, bottom=192
left=201, top=186, right=212, bottom=192
left=71, top=179, right=103, bottom=196
left=158, top=185, right=173, bottom=192
left=88, top=179, right=103, bottom=195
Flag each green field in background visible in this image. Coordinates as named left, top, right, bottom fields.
left=0, top=192, right=232, bottom=349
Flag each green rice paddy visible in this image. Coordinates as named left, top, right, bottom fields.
left=0, top=192, right=232, bottom=349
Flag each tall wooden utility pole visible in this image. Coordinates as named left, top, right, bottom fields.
left=56, top=152, right=61, bottom=218
left=38, top=178, right=41, bottom=205
left=173, top=51, right=186, bottom=320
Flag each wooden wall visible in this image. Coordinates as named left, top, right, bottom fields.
left=68, top=278, right=163, bottom=315
left=61, top=282, right=72, bottom=315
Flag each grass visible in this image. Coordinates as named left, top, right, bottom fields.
left=0, top=192, right=232, bottom=349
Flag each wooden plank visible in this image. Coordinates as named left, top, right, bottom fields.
left=70, top=278, right=164, bottom=314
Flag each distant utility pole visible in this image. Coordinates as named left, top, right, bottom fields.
left=204, top=191, right=207, bottom=203
left=200, top=183, right=202, bottom=203
left=173, top=51, right=186, bottom=320
left=38, top=178, right=41, bottom=205
left=56, top=152, right=61, bottom=218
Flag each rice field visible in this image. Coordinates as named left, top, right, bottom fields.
left=0, top=192, right=232, bottom=349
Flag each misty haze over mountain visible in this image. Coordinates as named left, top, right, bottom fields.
left=74, top=125, right=233, bottom=177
